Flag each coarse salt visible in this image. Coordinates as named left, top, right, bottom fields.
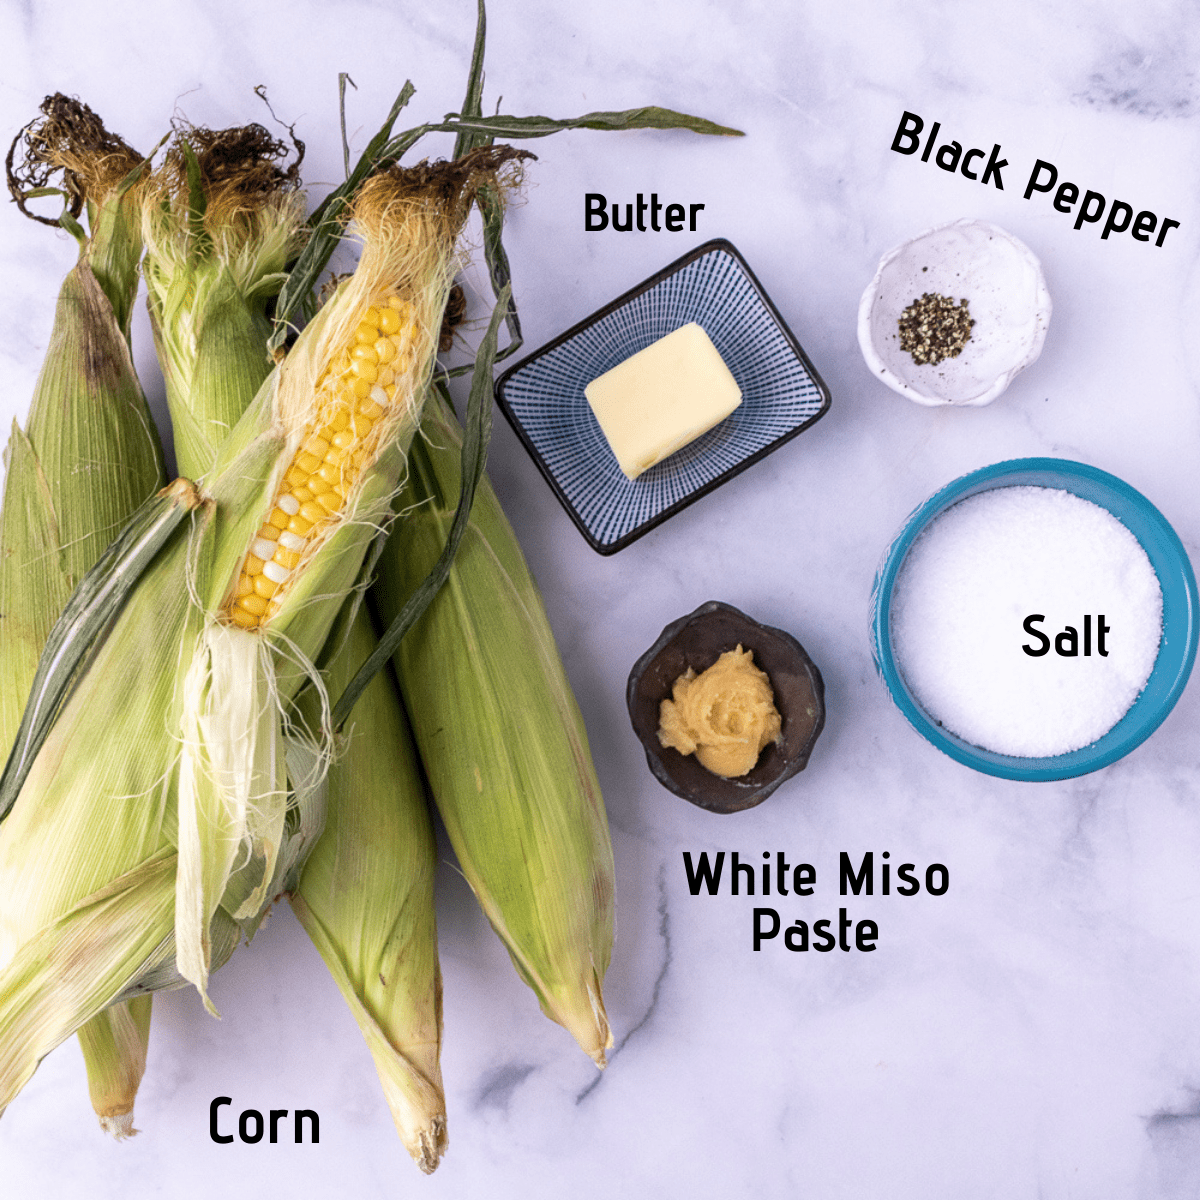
left=891, top=485, right=1163, bottom=757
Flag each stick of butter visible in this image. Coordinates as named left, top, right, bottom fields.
left=584, top=322, right=743, bottom=480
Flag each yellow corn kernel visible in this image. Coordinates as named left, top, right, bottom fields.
left=354, top=320, right=378, bottom=344
left=352, top=343, right=379, bottom=365
left=374, top=337, right=396, bottom=363
left=307, top=475, right=333, bottom=495
left=330, top=408, right=351, bottom=432
left=350, top=358, right=378, bottom=384
left=317, top=462, right=344, bottom=487
left=377, top=365, right=396, bottom=388
left=285, top=464, right=309, bottom=488
left=331, top=430, right=355, bottom=451
left=357, top=396, right=385, bottom=420
left=245, top=553, right=266, bottom=575
left=253, top=575, right=281, bottom=599
left=287, top=515, right=313, bottom=537
left=302, top=435, right=331, bottom=459
left=238, top=593, right=269, bottom=617
left=299, top=501, right=325, bottom=525
left=316, top=491, right=343, bottom=515
left=274, top=547, right=303, bottom=570
left=324, top=445, right=349, bottom=466
left=256, top=523, right=281, bottom=543
left=236, top=573, right=254, bottom=597
left=292, top=485, right=315, bottom=503
left=229, top=605, right=259, bottom=629
left=268, top=507, right=291, bottom=531
left=351, top=376, right=373, bottom=399
left=296, top=451, right=322, bottom=475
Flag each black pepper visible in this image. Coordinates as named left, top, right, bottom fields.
left=898, top=292, right=974, bottom=366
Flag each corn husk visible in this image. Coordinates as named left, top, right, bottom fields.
left=141, top=123, right=307, bottom=479
left=374, top=389, right=615, bottom=1066
left=0, top=151, right=520, bottom=1117
left=290, top=607, right=445, bottom=1173
left=1, top=95, right=167, bottom=1133
left=1, top=95, right=166, bottom=753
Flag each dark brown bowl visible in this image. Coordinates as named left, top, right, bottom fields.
left=626, top=601, right=825, bottom=813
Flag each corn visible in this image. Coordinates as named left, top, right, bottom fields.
left=1, top=95, right=166, bottom=1135
left=226, top=302, right=417, bottom=629
left=76, top=996, right=152, bottom=1140
left=373, top=390, right=615, bottom=1066
left=141, top=124, right=307, bottom=481
left=290, top=607, right=446, bottom=1174
left=0, top=151, right=522, bottom=1119
left=144, top=141, right=447, bottom=1169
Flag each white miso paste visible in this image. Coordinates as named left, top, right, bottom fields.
left=891, top=485, right=1163, bottom=757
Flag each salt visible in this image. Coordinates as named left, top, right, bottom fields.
left=891, top=486, right=1163, bottom=757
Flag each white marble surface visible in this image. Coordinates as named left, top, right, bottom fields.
left=3, top=0, right=1200, bottom=1196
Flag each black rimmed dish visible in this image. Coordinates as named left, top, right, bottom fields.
left=626, top=601, right=826, bottom=813
left=495, top=239, right=831, bottom=555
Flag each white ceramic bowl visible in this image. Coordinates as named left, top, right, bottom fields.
left=858, top=219, right=1051, bottom=407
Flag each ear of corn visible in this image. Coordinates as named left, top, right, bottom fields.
left=139, top=143, right=449, bottom=1170
left=290, top=607, right=446, bottom=1173
left=373, top=388, right=615, bottom=1066
left=1, top=97, right=167, bottom=1133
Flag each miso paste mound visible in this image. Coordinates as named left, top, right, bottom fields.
left=657, top=645, right=782, bottom=777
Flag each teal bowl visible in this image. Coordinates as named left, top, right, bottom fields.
left=870, top=458, right=1198, bottom=781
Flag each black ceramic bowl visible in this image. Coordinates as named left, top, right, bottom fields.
left=626, top=601, right=825, bottom=813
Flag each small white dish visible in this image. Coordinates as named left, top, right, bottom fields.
left=858, top=219, right=1051, bottom=407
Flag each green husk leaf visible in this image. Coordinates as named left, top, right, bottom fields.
left=141, top=122, right=306, bottom=478
left=0, top=852, right=176, bottom=1119
left=270, top=81, right=417, bottom=350
left=0, top=849, right=240, bottom=1118
left=372, top=389, right=614, bottom=1065
left=291, top=609, right=445, bottom=1173
left=0, top=480, right=203, bottom=824
left=451, top=0, right=489, bottom=162
left=77, top=994, right=152, bottom=1138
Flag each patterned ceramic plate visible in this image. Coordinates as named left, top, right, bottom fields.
left=494, top=239, right=831, bottom=554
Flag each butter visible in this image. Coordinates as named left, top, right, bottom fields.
left=584, top=322, right=742, bottom=480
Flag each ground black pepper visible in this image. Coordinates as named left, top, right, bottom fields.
left=898, top=292, right=974, bottom=366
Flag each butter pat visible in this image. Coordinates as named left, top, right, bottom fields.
left=584, top=322, right=742, bottom=480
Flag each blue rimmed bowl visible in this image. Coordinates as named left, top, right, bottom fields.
left=494, top=239, right=831, bottom=555
left=870, top=458, right=1198, bottom=781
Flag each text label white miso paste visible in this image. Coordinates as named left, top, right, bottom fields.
left=891, top=486, right=1163, bottom=757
